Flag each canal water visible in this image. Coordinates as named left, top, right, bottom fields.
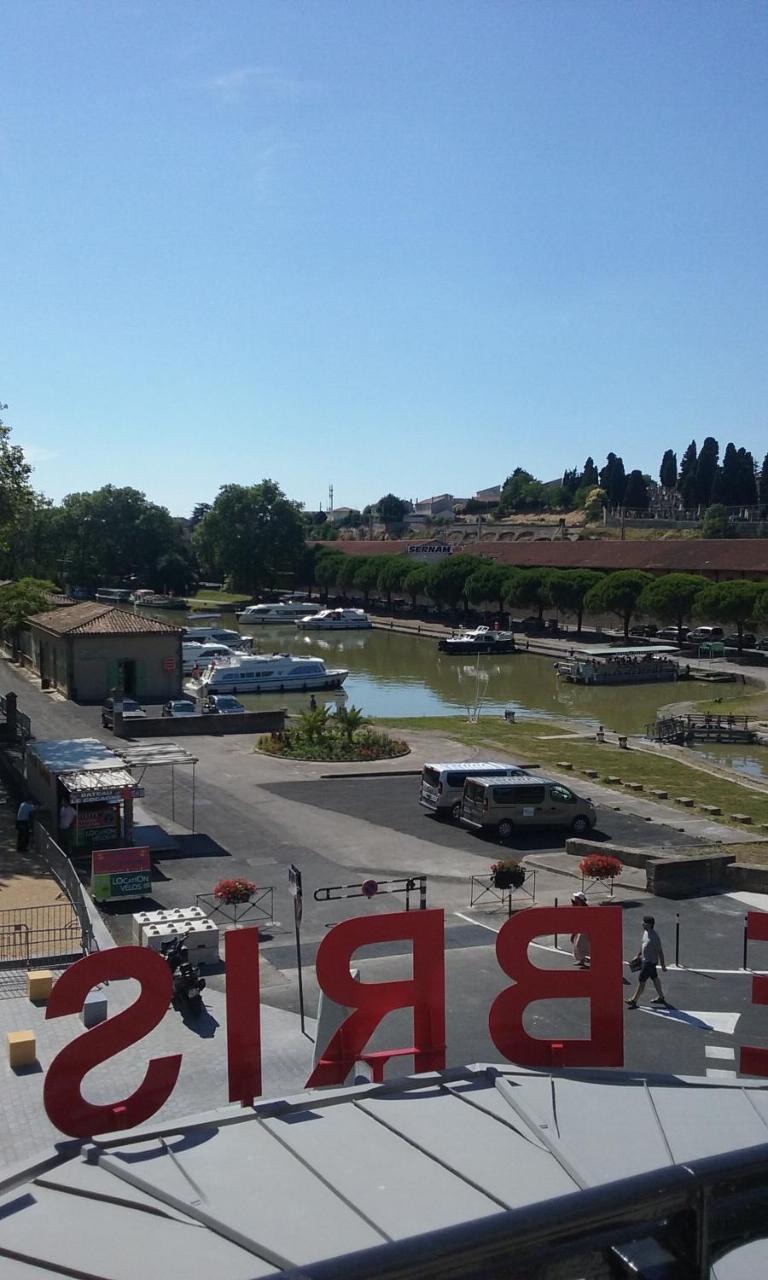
left=156, top=609, right=757, bottom=742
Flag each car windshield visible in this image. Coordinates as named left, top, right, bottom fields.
left=216, top=697, right=241, bottom=708
left=123, top=700, right=141, bottom=711
left=174, top=702, right=196, bottom=712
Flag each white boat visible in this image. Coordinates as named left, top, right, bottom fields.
left=187, top=611, right=221, bottom=622
left=192, top=652, right=348, bottom=695
left=130, top=590, right=184, bottom=610
left=182, top=642, right=235, bottom=674
left=236, top=602, right=322, bottom=624
left=182, top=626, right=250, bottom=649
left=296, top=608, right=372, bottom=631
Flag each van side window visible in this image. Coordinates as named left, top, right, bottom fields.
left=493, top=785, right=545, bottom=805
left=549, top=785, right=575, bottom=803
left=446, top=772, right=468, bottom=788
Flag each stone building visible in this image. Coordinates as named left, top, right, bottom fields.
left=26, top=602, right=182, bottom=703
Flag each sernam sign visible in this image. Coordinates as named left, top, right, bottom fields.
left=41, top=907, right=768, bottom=1138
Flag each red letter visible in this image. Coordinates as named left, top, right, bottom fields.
left=306, top=909, right=445, bottom=1087
left=489, top=906, right=624, bottom=1068
left=44, top=947, right=182, bottom=1138
left=225, top=927, right=262, bottom=1104
left=741, top=912, right=768, bottom=1076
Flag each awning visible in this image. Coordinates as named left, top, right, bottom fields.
left=110, top=741, right=198, bottom=831
left=60, top=768, right=144, bottom=803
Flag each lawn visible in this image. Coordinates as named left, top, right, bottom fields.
left=377, top=715, right=768, bottom=832
left=185, top=589, right=252, bottom=606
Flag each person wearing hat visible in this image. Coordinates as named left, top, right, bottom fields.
left=570, top=892, right=590, bottom=968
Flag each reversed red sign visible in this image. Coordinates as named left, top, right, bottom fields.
left=91, top=847, right=151, bottom=875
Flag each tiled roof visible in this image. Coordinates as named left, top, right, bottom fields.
left=315, top=538, right=768, bottom=575
left=28, top=602, right=182, bottom=636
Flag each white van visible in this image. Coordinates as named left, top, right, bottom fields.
left=686, top=626, right=724, bottom=643
left=419, top=761, right=527, bottom=821
left=460, top=775, right=596, bottom=841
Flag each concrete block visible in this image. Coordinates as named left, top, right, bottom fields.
left=81, top=989, right=108, bottom=1027
left=556, top=761, right=573, bottom=770
left=605, top=775, right=622, bottom=784
left=132, top=906, right=205, bottom=944
left=646, top=853, right=736, bottom=897
left=625, top=782, right=644, bottom=792
left=731, top=813, right=753, bottom=824
left=27, top=970, right=53, bottom=1003
left=583, top=769, right=598, bottom=778
left=7, top=1030, right=36, bottom=1068
left=700, top=805, right=722, bottom=816
left=141, top=918, right=219, bottom=964
left=676, top=797, right=695, bottom=807
left=650, top=789, right=668, bottom=799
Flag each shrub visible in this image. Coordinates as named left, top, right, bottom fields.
left=578, top=853, right=622, bottom=881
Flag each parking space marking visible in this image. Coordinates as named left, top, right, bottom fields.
left=706, top=1068, right=737, bottom=1079
left=639, top=1009, right=741, bottom=1034
left=705, top=1045, right=736, bottom=1061
left=726, top=891, right=768, bottom=912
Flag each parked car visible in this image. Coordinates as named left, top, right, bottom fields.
left=756, top=639, right=768, bottom=652
left=202, top=694, right=246, bottom=714
left=101, top=697, right=146, bottom=728
left=725, top=633, right=757, bottom=649
left=162, top=700, right=198, bottom=718
left=655, top=627, right=681, bottom=643
left=419, top=761, right=527, bottom=821
left=687, top=626, right=724, bottom=643
left=629, top=624, right=657, bottom=638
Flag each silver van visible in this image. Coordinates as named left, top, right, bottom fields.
left=420, top=762, right=526, bottom=821
left=460, top=775, right=596, bottom=841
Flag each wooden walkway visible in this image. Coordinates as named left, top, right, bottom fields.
left=647, top=714, right=756, bottom=745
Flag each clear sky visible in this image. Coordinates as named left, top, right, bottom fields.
left=2, top=1, right=767, bottom=517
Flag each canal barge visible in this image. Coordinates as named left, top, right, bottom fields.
left=438, top=626, right=517, bottom=655
left=555, top=646, right=679, bottom=685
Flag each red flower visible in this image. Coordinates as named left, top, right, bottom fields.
left=213, top=877, right=256, bottom=904
left=578, top=853, right=622, bottom=881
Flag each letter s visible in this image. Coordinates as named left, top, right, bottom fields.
left=44, top=947, right=182, bottom=1137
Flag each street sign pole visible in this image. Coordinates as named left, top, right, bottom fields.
left=289, top=865, right=306, bottom=1036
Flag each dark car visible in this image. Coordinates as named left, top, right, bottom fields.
left=725, top=633, right=757, bottom=649
left=101, top=697, right=146, bottom=728
left=203, top=694, right=246, bottom=714
left=162, top=699, right=198, bottom=718
left=629, top=624, right=658, bottom=638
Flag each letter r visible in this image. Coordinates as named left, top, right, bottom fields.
left=306, top=909, right=445, bottom=1088
left=741, top=912, right=768, bottom=1077
left=489, top=906, right=624, bottom=1068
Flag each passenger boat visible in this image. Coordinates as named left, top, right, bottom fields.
left=555, top=646, right=679, bottom=685
left=438, top=626, right=516, bottom=655
left=296, top=608, right=372, bottom=630
left=187, top=611, right=221, bottom=622
left=191, top=652, right=349, bottom=695
left=130, top=590, right=186, bottom=610
left=236, top=602, right=322, bottom=624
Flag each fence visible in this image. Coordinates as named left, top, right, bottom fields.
left=196, top=888, right=276, bottom=928
left=33, top=827, right=96, bottom=956
left=0, top=902, right=82, bottom=968
left=0, top=692, right=31, bottom=746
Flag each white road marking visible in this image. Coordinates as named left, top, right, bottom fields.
left=706, top=1068, right=737, bottom=1079
left=705, top=1045, right=736, bottom=1061
left=639, top=1009, right=741, bottom=1034
left=453, top=912, right=570, bottom=955
left=726, top=891, right=768, bottom=911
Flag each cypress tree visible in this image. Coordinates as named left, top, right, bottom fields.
left=623, top=470, right=649, bottom=509
left=659, top=449, right=677, bottom=490
left=678, top=440, right=698, bottom=507
left=759, top=452, right=768, bottom=509
left=694, top=437, right=719, bottom=506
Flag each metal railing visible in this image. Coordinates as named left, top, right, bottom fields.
left=0, top=903, right=81, bottom=968
left=33, top=827, right=95, bottom=956
left=279, top=1138, right=768, bottom=1279
left=196, top=887, right=276, bottom=928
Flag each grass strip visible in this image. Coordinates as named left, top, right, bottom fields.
left=377, top=715, right=768, bottom=832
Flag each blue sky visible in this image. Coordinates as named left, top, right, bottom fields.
left=2, top=1, right=767, bottom=516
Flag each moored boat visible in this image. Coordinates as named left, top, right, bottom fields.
left=296, top=608, right=372, bottom=630
left=438, top=626, right=516, bottom=655
left=236, top=602, right=321, bottom=624
left=191, top=652, right=349, bottom=695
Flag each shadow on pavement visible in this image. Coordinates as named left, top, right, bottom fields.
left=153, top=833, right=231, bottom=860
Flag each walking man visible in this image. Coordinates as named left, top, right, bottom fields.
left=570, top=891, right=590, bottom=968
left=16, top=798, right=36, bottom=852
left=627, top=915, right=668, bottom=1008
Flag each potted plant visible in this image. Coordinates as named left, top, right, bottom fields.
left=490, top=859, right=526, bottom=891
left=578, top=853, right=622, bottom=884
left=213, top=877, right=256, bottom=906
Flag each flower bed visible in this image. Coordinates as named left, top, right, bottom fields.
left=259, top=726, right=410, bottom=763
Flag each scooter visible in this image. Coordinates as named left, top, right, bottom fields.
left=162, top=935, right=206, bottom=1016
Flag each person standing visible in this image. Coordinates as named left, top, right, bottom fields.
left=58, top=799, right=77, bottom=854
left=570, top=891, right=590, bottom=967
left=627, top=915, right=668, bottom=1008
left=309, top=694, right=317, bottom=712
left=16, top=799, right=36, bottom=852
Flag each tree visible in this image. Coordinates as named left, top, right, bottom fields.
left=55, top=486, right=182, bottom=587
left=377, top=494, right=409, bottom=526
left=638, top=574, right=707, bottom=644
left=585, top=571, right=652, bottom=639
left=738, top=448, right=758, bottom=506
left=315, top=551, right=346, bottom=600
left=759, top=452, right=768, bottom=511
left=154, top=551, right=196, bottom=595
left=403, top=565, right=431, bottom=608
left=0, top=577, right=56, bottom=658
left=701, top=504, right=730, bottom=538
left=622, top=470, right=649, bottom=510
left=547, top=569, right=603, bottom=633
left=193, top=480, right=304, bottom=593
left=599, top=454, right=626, bottom=507
left=376, top=556, right=410, bottom=608
left=694, top=437, right=719, bottom=507
left=582, top=457, right=599, bottom=488
left=583, top=486, right=607, bottom=521
left=504, top=568, right=551, bottom=622
left=678, top=439, right=698, bottom=507
left=189, top=503, right=211, bottom=528
left=426, top=554, right=483, bottom=612
left=696, top=580, right=762, bottom=651
left=334, top=704, right=369, bottom=744
left=352, top=557, right=381, bottom=607
left=498, top=469, right=546, bottom=513
left=659, top=449, right=677, bottom=490
left=0, top=402, right=35, bottom=557
left=465, top=563, right=515, bottom=614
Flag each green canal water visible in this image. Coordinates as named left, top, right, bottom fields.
left=159, top=609, right=758, bottom=746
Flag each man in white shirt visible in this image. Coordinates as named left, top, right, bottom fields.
left=627, top=915, right=668, bottom=1008
left=16, top=799, right=36, bottom=852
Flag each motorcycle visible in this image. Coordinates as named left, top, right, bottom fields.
left=162, top=934, right=206, bottom=1015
